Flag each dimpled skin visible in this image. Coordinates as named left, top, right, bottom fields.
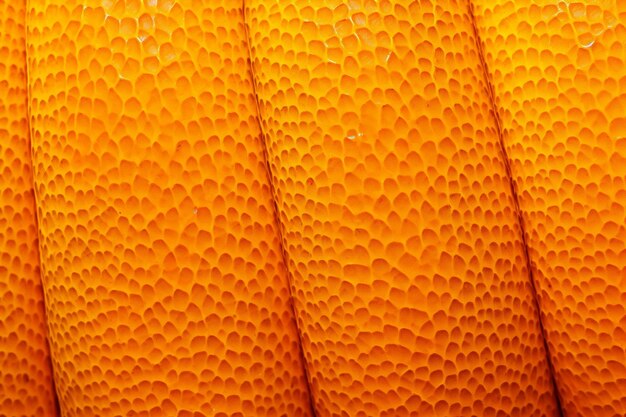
left=472, top=1, right=626, bottom=416
left=0, top=2, right=58, bottom=416
left=26, top=1, right=313, bottom=416
left=246, top=1, right=559, bottom=416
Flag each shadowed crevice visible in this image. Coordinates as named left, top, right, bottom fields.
left=464, top=2, right=564, bottom=416
left=22, top=3, right=63, bottom=415
left=240, top=2, right=319, bottom=417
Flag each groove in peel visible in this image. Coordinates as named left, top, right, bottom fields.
left=0, top=1, right=58, bottom=416
left=27, top=1, right=312, bottom=416
left=472, top=1, right=626, bottom=416
left=246, top=1, right=559, bottom=416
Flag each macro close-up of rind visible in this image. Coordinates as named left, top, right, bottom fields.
left=472, top=1, right=626, bottom=416
left=0, top=1, right=58, bottom=416
left=26, top=1, right=311, bottom=416
left=245, top=0, right=558, bottom=416
left=0, top=0, right=623, bottom=416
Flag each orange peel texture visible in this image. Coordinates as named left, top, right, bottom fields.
left=246, top=0, right=559, bottom=416
left=0, top=1, right=58, bottom=416
left=26, top=1, right=312, bottom=416
left=472, top=1, right=626, bottom=416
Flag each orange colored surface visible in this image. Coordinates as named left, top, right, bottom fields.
left=26, top=1, right=312, bottom=416
left=246, top=1, right=559, bottom=416
left=0, top=1, right=58, bottom=416
left=472, top=1, right=626, bottom=416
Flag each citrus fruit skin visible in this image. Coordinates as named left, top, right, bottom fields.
left=26, top=1, right=312, bottom=416
left=472, top=1, right=626, bottom=415
left=245, top=1, right=559, bottom=416
left=0, top=1, right=58, bottom=416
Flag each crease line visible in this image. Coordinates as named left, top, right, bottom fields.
left=240, top=3, right=318, bottom=416
left=22, top=0, right=62, bottom=414
left=465, top=2, right=564, bottom=416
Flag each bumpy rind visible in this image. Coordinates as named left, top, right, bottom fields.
left=246, top=1, right=559, bottom=416
left=472, top=1, right=626, bottom=416
left=0, top=1, right=58, bottom=416
left=27, top=1, right=313, bottom=416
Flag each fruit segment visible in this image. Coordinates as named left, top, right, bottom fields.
left=26, top=1, right=312, bottom=416
left=0, top=1, right=58, bottom=416
left=472, top=1, right=626, bottom=416
left=246, top=1, right=559, bottom=416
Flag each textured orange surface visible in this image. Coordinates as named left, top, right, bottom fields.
left=246, top=1, right=559, bottom=416
left=26, top=1, right=312, bottom=416
left=0, top=2, right=58, bottom=416
left=472, top=1, right=626, bottom=416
